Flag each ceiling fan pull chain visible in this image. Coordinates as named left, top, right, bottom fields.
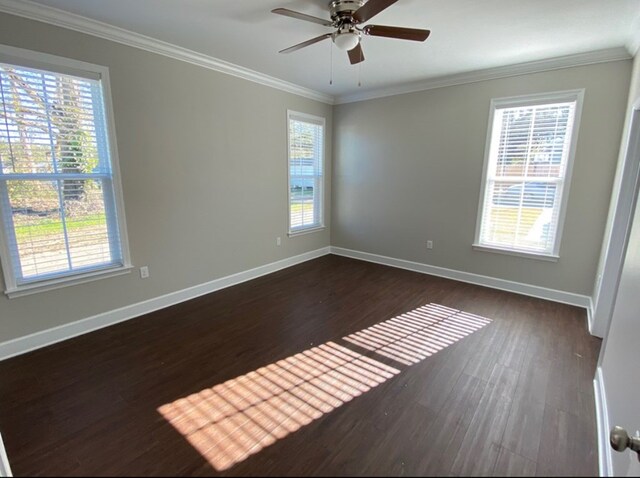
left=358, top=59, right=362, bottom=87
left=330, top=41, right=333, bottom=85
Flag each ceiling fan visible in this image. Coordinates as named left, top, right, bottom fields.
left=272, top=0, right=431, bottom=64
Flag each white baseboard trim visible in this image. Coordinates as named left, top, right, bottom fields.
left=0, top=247, right=331, bottom=362
left=330, top=247, right=591, bottom=309
left=594, top=367, right=613, bottom=477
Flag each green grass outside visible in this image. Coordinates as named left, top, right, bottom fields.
left=14, top=213, right=107, bottom=242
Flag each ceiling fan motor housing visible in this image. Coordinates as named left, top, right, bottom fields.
left=329, top=0, right=365, bottom=24
left=329, top=0, right=364, bottom=51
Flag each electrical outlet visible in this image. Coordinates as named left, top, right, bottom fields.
left=276, top=237, right=282, bottom=246
left=140, top=266, right=149, bottom=279
left=426, top=240, right=433, bottom=250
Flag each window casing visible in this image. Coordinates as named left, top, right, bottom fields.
left=287, top=111, right=325, bottom=235
left=0, top=45, right=130, bottom=297
left=474, top=90, right=584, bottom=260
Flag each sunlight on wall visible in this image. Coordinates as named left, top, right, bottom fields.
left=343, top=303, right=492, bottom=365
left=158, top=303, right=491, bottom=471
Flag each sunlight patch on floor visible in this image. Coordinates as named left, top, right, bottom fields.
left=343, top=303, right=492, bottom=365
left=158, top=341, right=400, bottom=471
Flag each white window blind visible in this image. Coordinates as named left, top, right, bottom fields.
left=475, top=92, right=582, bottom=257
left=0, top=55, right=127, bottom=292
left=288, top=111, right=324, bottom=234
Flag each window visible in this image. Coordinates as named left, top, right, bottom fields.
left=0, top=46, right=130, bottom=297
left=474, top=90, right=583, bottom=260
left=287, top=111, right=325, bottom=235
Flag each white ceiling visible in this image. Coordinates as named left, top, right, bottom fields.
left=15, top=0, right=640, bottom=99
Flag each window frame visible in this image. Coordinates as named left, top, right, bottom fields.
left=473, top=89, right=584, bottom=261
left=286, top=110, right=326, bottom=236
left=0, top=44, right=131, bottom=298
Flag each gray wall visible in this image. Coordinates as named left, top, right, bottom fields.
left=0, top=13, right=332, bottom=342
left=332, top=61, right=631, bottom=296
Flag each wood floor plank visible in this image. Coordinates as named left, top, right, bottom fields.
left=501, top=354, right=551, bottom=461
left=416, top=372, right=488, bottom=475
left=536, top=404, right=598, bottom=477
left=493, top=446, right=537, bottom=476
left=450, top=364, right=519, bottom=476
left=0, top=255, right=600, bottom=476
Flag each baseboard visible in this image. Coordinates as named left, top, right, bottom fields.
left=0, top=433, right=11, bottom=477
left=594, top=367, right=613, bottom=477
left=330, top=247, right=591, bottom=309
left=0, top=247, right=331, bottom=361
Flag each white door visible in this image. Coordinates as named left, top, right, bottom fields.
left=599, top=109, right=640, bottom=476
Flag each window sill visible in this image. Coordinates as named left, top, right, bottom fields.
left=5, top=265, right=133, bottom=299
left=472, top=244, right=559, bottom=262
left=288, top=226, right=326, bottom=238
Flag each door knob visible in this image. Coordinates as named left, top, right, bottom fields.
left=610, top=426, right=640, bottom=461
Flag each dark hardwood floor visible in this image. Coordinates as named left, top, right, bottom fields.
left=0, top=255, right=601, bottom=476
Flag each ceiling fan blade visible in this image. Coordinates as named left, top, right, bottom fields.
left=279, top=33, right=332, bottom=54
left=363, top=25, right=431, bottom=41
left=272, top=8, right=333, bottom=27
left=348, top=43, right=365, bottom=64
left=353, top=0, right=399, bottom=23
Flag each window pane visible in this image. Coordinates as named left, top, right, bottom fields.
left=5, top=179, right=116, bottom=281
left=63, top=179, right=113, bottom=270
left=290, top=178, right=315, bottom=229
left=0, top=66, right=104, bottom=175
left=484, top=181, right=557, bottom=251
left=9, top=180, right=69, bottom=278
left=301, top=178, right=315, bottom=227
left=493, top=105, right=571, bottom=180
left=290, top=181, right=304, bottom=229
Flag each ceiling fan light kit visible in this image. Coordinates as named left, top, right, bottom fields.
left=333, top=28, right=361, bottom=51
left=273, top=0, right=430, bottom=64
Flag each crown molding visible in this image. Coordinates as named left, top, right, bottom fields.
left=0, top=0, right=335, bottom=105
left=335, top=47, right=632, bottom=104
